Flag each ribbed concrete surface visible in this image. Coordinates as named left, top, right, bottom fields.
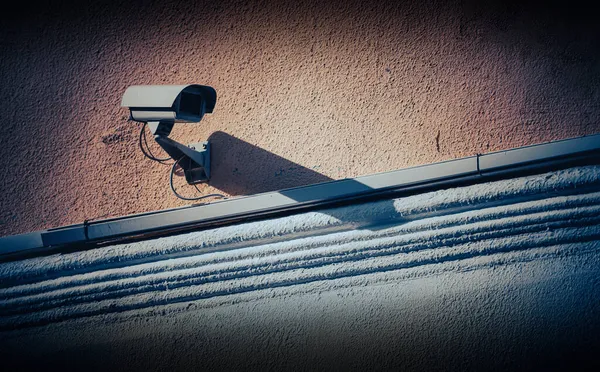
left=1, top=167, right=600, bottom=370
left=1, top=0, right=599, bottom=236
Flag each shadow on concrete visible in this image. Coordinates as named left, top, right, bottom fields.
left=207, top=131, right=334, bottom=195
left=206, top=131, right=399, bottom=229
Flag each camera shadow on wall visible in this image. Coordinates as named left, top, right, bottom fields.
left=185, top=131, right=394, bottom=232
left=205, top=131, right=333, bottom=195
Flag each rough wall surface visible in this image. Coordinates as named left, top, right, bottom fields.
left=2, top=167, right=600, bottom=370
left=1, top=0, right=599, bottom=236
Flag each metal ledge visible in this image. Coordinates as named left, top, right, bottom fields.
left=2, top=133, right=600, bottom=261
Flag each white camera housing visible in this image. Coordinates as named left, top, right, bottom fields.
left=121, top=84, right=216, bottom=123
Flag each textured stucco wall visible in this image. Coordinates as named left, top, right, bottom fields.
left=1, top=0, right=599, bottom=236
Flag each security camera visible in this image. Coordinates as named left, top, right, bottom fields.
left=122, top=84, right=217, bottom=185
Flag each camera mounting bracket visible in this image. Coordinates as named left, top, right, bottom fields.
left=148, top=121, right=211, bottom=184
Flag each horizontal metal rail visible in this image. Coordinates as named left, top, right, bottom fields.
left=2, top=133, right=600, bottom=261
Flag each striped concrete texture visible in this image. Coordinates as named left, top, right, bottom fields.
left=1, top=166, right=600, bottom=370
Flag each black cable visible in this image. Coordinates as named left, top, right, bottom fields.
left=170, top=157, right=227, bottom=201
left=138, top=123, right=172, bottom=163
left=142, top=123, right=171, bottom=162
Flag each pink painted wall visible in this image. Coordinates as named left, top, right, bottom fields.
left=1, top=0, right=599, bottom=236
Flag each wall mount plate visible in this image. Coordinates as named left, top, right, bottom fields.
left=185, top=141, right=210, bottom=184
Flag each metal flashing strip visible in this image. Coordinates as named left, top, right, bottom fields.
left=2, top=133, right=600, bottom=261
